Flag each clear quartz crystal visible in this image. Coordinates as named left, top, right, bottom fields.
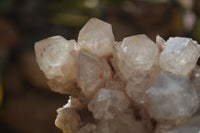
left=34, top=36, right=78, bottom=94
left=147, top=71, right=199, bottom=121
left=88, top=85, right=130, bottom=120
left=115, top=34, right=159, bottom=80
left=78, top=18, right=115, bottom=57
left=159, top=37, right=200, bottom=75
left=77, top=52, right=112, bottom=98
left=35, top=36, right=77, bottom=80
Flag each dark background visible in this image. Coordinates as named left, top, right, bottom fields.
left=0, top=0, right=200, bottom=133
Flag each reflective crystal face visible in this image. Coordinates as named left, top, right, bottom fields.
left=78, top=18, right=115, bottom=57
left=115, top=34, right=159, bottom=80
left=147, top=71, right=199, bottom=121
left=34, top=36, right=77, bottom=80
left=160, top=37, right=200, bottom=75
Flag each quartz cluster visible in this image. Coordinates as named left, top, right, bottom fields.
left=34, top=18, right=200, bottom=133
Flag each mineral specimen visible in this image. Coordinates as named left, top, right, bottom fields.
left=34, top=18, right=200, bottom=133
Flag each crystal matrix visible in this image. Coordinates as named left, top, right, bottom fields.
left=34, top=18, right=200, bottom=133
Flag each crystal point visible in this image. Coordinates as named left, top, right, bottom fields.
left=160, top=37, right=200, bottom=75
left=78, top=18, right=115, bottom=57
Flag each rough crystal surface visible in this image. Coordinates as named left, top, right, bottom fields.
left=115, top=34, right=159, bottom=80
left=88, top=84, right=130, bottom=120
left=96, top=110, right=146, bottom=133
left=34, top=36, right=78, bottom=94
left=125, top=72, right=157, bottom=107
left=147, top=71, right=199, bottom=121
left=159, top=37, right=200, bottom=75
left=77, top=52, right=112, bottom=98
left=55, top=107, right=81, bottom=133
left=78, top=18, right=115, bottom=57
left=35, top=36, right=77, bottom=80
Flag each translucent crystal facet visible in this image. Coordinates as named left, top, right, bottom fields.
left=88, top=87, right=130, bottom=120
left=77, top=52, right=112, bottom=98
left=115, top=34, right=159, bottom=80
left=78, top=18, right=115, bottom=57
left=35, top=36, right=77, bottom=80
left=34, top=36, right=79, bottom=94
left=147, top=71, right=199, bottom=121
left=159, top=37, right=200, bottom=75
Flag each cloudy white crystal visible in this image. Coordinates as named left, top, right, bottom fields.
left=147, top=71, right=199, bottom=121
left=34, top=35, right=77, bottom=80
left=78, top=18, right=115, bottom=57
left=115, top=34, right=159, bottom=80
left=160, top=37, right=200, bottom=75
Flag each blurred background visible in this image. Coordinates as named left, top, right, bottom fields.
left=0, top=0, right=200, bottom=132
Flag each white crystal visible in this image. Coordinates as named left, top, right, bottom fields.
left=77, top=52, right=112, bottom=98
left=34, top=35, right=77, bottom=80
left=88, top=87, right=130, bottom=120
left=78, top=18, right=115, bottom=57
left=115, top=34, right=159, bottom=80
left=159, top=37, right=200, bottom=75
left=147, top=71, right=199, bottom=121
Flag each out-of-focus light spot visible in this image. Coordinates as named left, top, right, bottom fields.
left=184, top=10, right=196, bottom=31
left=84, top=0, right=99, bottom=8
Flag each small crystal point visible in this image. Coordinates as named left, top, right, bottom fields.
left=159, top=37, right=200, bottom=75
left=156, top=35, right=166, bottom=51
left=78, top=18, right=115, bottom=57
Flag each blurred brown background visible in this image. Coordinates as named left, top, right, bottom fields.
left=0, top=0, right=200, bottom=133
